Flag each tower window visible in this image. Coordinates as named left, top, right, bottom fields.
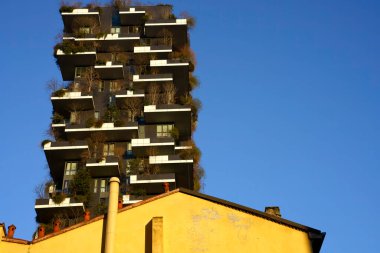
left=157, top=124, right=173, bottom=137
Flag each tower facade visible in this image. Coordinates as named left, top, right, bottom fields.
left=35, top=3, right=201, bottom=225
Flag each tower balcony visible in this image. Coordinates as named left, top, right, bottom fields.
left=149, top=155, right=193, bottom=189
left=131, top=137, right=175, bottom=156
left=55, top=50, right=97, bottom=80
left=43, top=140, right=89, bottom=183
left=115, top=89, right=145, bottom=108
left=150, top=59, right=189, bottom=67
left=63, top=33, right=139, bottom=52
left=86, top=156, right=120, bottom=178
left=129, top=173, right=175, bottom=194
left=61, top=8, right=100, bottom=33
left=144, top=104, right=191, bottom=137
left=65, top=122, right=138, bottom=141
left=144, top=19, right=187, bottom=47
left=132, top=74, right=173, bottom=91
left=51, top=91, right=94, bottom=114
left=134, top=45, right=172, bottom=54
left=119, top=7, right=145, bottom=25
left=35, top=197, right=85, bottom=223
left=149, top=59, right=190, bottom=94
left=95, top=61, right=125, bottom=79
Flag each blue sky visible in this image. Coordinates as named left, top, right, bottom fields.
left=0, top=1, right=379, bottom=252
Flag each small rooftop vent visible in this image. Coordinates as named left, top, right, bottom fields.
left=265, top=206, right=281, bottom=217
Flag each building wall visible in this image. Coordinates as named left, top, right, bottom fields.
left=1, top=192, right=313, bottom=253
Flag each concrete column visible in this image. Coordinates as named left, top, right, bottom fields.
left=152, top=217, right=163, bottom=253
left=104, top=177, right=120, bottom=253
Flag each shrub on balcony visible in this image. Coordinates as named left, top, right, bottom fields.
left=51, top=113, right=64, bottom=124
left=114, top=119, right=125, bottom=127
left=70, top=168, right=92, bottom=205
left=40, top=139, right=51, bottom=148
left=85, top=117, right=95, bottom=128
left=189, top=74, right=199, bottom=90
left=94, top=119, right=104, bottom=128
left=52, top=192, right=66, bottom=204
left=59, top=5, right=74, bottom=13
left=96, top=59, right=107, bottom=65
left=52, top=88, right=66, bottom=97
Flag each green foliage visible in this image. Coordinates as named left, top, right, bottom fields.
left=59, top=5, right=74, bottom=13
left=114, top=119, right=125, bottom=127
left=94, top=119, right=104, bottom=128
left=51, top=113, right=64, bottom=124
left=126, top=158, right=145, bottom=175
left=96, top=59, right=107, bottom=65
left=189, top=74, right=199, bottom=90
left=193, top=165, right=205, bottom=192
left=52, top=192, right=66, bottom=204
left=70, top=168, right=92, bottom=205
left=52, top=88, right=66, bottom=97
left=85, top=117, right=95, bottom=128
left=54, top=41, right=95, bottom=55
left=103, top=104, right=120, bottom=123
left=170, top=127, right=179, bottom=141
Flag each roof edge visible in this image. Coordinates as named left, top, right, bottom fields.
left=177, top=188, right=324, bottom=234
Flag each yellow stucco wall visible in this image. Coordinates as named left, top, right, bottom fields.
left=0, top=191, right=313, bottom=253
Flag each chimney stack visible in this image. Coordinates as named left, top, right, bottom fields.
left=53, top=219, right=61, bottom=232
left=7, top=224, right=16, bottom=238
left=163, top=182, right=170, bottom=193
left=265, top=206, right=281, bottom=217
left=84, top=210, right=91, bottom=221
left=38, top=225, right=45, bottom=238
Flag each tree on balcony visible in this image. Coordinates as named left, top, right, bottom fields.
left=82, top=67, right=100, bottom=92
left=147, top=83, right=160, bottom=105
left=123, top=97, right=142, bottom=121
left=161, top=82, right=176, bottom=104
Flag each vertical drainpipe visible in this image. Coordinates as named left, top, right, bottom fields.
left=104, top=177, right=120, bottom=253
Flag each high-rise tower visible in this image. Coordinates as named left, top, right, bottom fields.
left=35, top=2, right=202, bottom=226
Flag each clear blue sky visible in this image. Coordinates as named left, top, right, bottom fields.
left=0, top=1, right=379, bottom=252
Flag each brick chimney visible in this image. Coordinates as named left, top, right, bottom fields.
left=265, top=206, right=281, bottom=217
left=7, top=224, right=16, bottom=238
left=38, top=225, right=45, bottom=238
left=53, top=219, right=61, bottom=232
left=163, top=182, right=170, bottom=193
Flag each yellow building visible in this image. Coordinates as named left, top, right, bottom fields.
left=1, top=188, right=325, bottom=253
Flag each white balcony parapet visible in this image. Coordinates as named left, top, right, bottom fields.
left=149, top=155, right=193, bottom=164
left=35, top=198, right=84, bottom=209
left=115, top=90, right=144, bottom=98
left=133, top=75, right=172, bottom=82
left=51, top=91, right=93, bottom=99
left=73, top=33, right=140, bottom=41
left=131, top=138, right=175, bottom=147
left=144, top=105, right=191, bottom=113
left=150, top=59, right=189, bottom=67
left=129, top=175, right=175, bottom=184
left=65, top=122, right=138, bottom=132
left=43, top=141, right=88, bottom=150
left=52, top=123, right=65, bottom=128
left=56, top=49, right=96, bottom=55
left=95, top=61, right=123, bottom=69
left=134, top=46, right=172, bottom=53
left=145, top=19, right=187, bottom=26
left=175, top=145, right=192, bottom=150
left=119, top=8, right=145, bottom=14
left=61, top=8, right=99, bottom=15
left=86, top=159, right=118, bottom=167
left=122, top=195, right=142, bottom=204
